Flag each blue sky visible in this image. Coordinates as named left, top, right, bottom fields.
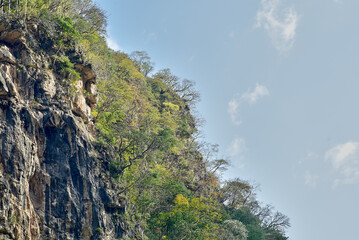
left=95, top=0, right=359, bottom=239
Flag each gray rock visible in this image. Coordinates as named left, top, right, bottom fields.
left=0, top=20, right=123, bottom=240
left=0, top=45, right=16, bottom=64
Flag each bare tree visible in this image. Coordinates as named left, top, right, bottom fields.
left=263, top=210, right=290, bottom=233
left=70, top=0, right=108, bottom=34
left=154, top=68, right=200, bottom=106
left=251, top=203, right=291, bottom=233
left=221, top=178, right=258, bottom=208
left=130, top=51, right=154, bottom=77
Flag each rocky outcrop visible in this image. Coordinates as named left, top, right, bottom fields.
left=0, top=19, right=123, bottom=239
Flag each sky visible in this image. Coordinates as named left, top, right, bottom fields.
left=95, top=0, right=359, bottom=239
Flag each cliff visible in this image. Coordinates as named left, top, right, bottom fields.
left=0, top=3, right=291, bottom=239
left=0, top=18, right=122, bottom=240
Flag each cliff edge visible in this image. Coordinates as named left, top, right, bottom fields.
left=0, top=18, right=122, bottom=240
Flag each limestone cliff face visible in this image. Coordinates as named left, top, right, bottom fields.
left=0, top=19, right=123, bottom=239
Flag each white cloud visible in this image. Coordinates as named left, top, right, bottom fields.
left=228, top=97, right=242, bottom=126
left=304, top=171, right=319, bottom=188
left=242, top=83, right=270, bottom=104
left=325, top=142, right=359, bottom=188
left=228, top=84, right=269, bottom=125
left=106, top=37, right=121, bottom=51
left=227, top=138, right=247, bottom=169
left=325, top=142, right=358, bottom=169
left=256, top=0, right=299, bottom=51
left=228, top=138, right=247, bottom=157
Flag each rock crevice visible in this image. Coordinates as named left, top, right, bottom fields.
left=0, top=19, right=122, bottom=240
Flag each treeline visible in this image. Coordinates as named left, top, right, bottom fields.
left=94, top=46, right=291, bottom=240
left=0, top=0, right=106, bottom=34
left=5, top=1, right=290, bottom=239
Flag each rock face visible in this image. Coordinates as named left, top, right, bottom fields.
left=0, top=19, right=123, bottom=239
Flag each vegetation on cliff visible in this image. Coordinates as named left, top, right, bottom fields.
left=1, top=1, right=290, bottom=239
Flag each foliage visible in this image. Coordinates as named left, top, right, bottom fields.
left=89, top=40, right=290, bottom=239
left=221, top=220, right=248, bottom=240
left=147, top=194, right=223, bottom=240
left=57, top=16, right=78, bottom=36
left=5, top=1, right=291, bottom=239
left=221, top=178, right=257, bottom=209
left=52, top=55, right=80, bottom=80
left=130, top=51, right=154, bottom=77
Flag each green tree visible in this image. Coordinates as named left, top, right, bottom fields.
left=148, top=194, right=223, bottom=240
left=221, top=178, right=257, bottom=209
left=221, top=220, right=248, bottom=240
left=130, top=51, right=154, bottom=77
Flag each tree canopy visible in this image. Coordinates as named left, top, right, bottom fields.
left=2, top=1, right=291, bottom=239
